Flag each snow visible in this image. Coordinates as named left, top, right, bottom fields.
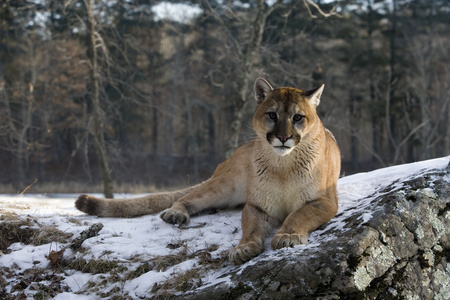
left=151, top=2, right=202, bottom=23
left=0, top=156, right=448, bottom=298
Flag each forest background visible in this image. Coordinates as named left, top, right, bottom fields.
left=0, top=0, right=449, bottom=197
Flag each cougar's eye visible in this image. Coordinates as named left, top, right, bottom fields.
left=293, top=114, right=304, bottom=122
left=267, top=112, right=277, bottom=120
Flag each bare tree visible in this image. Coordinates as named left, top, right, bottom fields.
left=202, top=0, right=340, bottom=157
left=0, top=32, right=38, bottom=183
left=202, top=0, right=284, bottom=157
left=404, top=15, right=450, bottom=162
left=84, top=0, right=113, bottom=198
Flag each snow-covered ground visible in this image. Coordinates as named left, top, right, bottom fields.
left=0, top=156, right=448, bottom=299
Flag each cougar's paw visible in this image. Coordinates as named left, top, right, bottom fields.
left=271, top=233, right=308, bottom=250
left=160, top=207, right=190, bottom=225
left=229, top=241, right=264, bottom=265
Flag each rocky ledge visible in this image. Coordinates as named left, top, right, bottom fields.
left=177, top=159, right=450, bottom=300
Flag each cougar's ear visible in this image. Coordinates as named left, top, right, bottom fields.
left=306, top=84, right=324, bottom=107
left=254, top=77, right=274, bottom=104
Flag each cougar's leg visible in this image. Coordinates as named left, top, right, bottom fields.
left=228, top=203, right=279, bottom=265
left=159, top=176, right=246, bottom=225
left=75, top=185, right=197, bottom=217
left=271, top=192, right=338, bottom=250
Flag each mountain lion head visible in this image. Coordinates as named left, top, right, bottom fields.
left=252, top=78, right=324, bottom=156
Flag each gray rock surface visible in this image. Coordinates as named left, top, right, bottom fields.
left=176, top=161, right=450, bottom=300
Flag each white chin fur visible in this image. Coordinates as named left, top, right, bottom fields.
left=271, top=138, right=295, bottom=156
left=272, top=146, right=294, bottom=156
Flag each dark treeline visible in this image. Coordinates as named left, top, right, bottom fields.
left=0, top=0, right=449, bottom=195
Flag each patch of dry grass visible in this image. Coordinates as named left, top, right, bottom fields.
left=0, top=213, right=73, bottom=252
left=0, top=214, right=36, bottom=251
left=33, top=225, right=73, bottom=246
left=1, top=265, right=69, bottom=299
left=64, top=258, right=126, bottom=274
left=122, top=243, right=229, bottom=297
left=149, top=247, right=229, bottom=298
left=153, top=267, right=204, bottom=295
left=0, top=206, right=229, bottom=298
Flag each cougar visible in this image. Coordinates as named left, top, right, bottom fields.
left=76, top=77, right=341, bottom=265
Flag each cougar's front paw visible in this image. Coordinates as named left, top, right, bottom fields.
left=229, top=241, right=264, bottom=265
left=160, top=207, right=190, bottom=225
left=271, top=233, right=308, bottom=250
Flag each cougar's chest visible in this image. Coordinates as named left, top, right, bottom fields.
left=249, top=151, right=319, bottom=221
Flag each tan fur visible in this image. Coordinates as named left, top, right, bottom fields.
left=75, top=78, right=341, bottom=265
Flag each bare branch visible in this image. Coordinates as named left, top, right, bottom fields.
left=303, top=0, right=341, bottom=19
left=393, top=120, right=430, bottom=164
left=201, top=0, right=244, bottom=60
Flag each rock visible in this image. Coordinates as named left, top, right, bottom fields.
left=174, top=160, right=450, bottom=299
left=70, top=222, right=104, bottom=250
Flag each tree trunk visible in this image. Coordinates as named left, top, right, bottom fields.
left=183, top=88, right=199, bottom=183
left=225, top=90, right=249, bottom=158
left=166, top=34, right=184, bottom=178
left=367, top=1, right=378, bottom=163
left=17, top=90, right=32, bottom=182
left=85, top=0, right=113, bottom=198
left=224, top=0, right=279, bottom=158
left=387, top=0, right=398, bottom=160
left=152, top=105, right=158, bottom=155
left=349, top=92, right=358, bottom=170
left=17, top=38, right=36, bottom=182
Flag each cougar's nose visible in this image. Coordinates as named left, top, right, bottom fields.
left=276, top=135, right=291, bottom=143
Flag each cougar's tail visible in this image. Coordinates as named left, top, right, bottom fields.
left=75, top=186, right=196, bottom=217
